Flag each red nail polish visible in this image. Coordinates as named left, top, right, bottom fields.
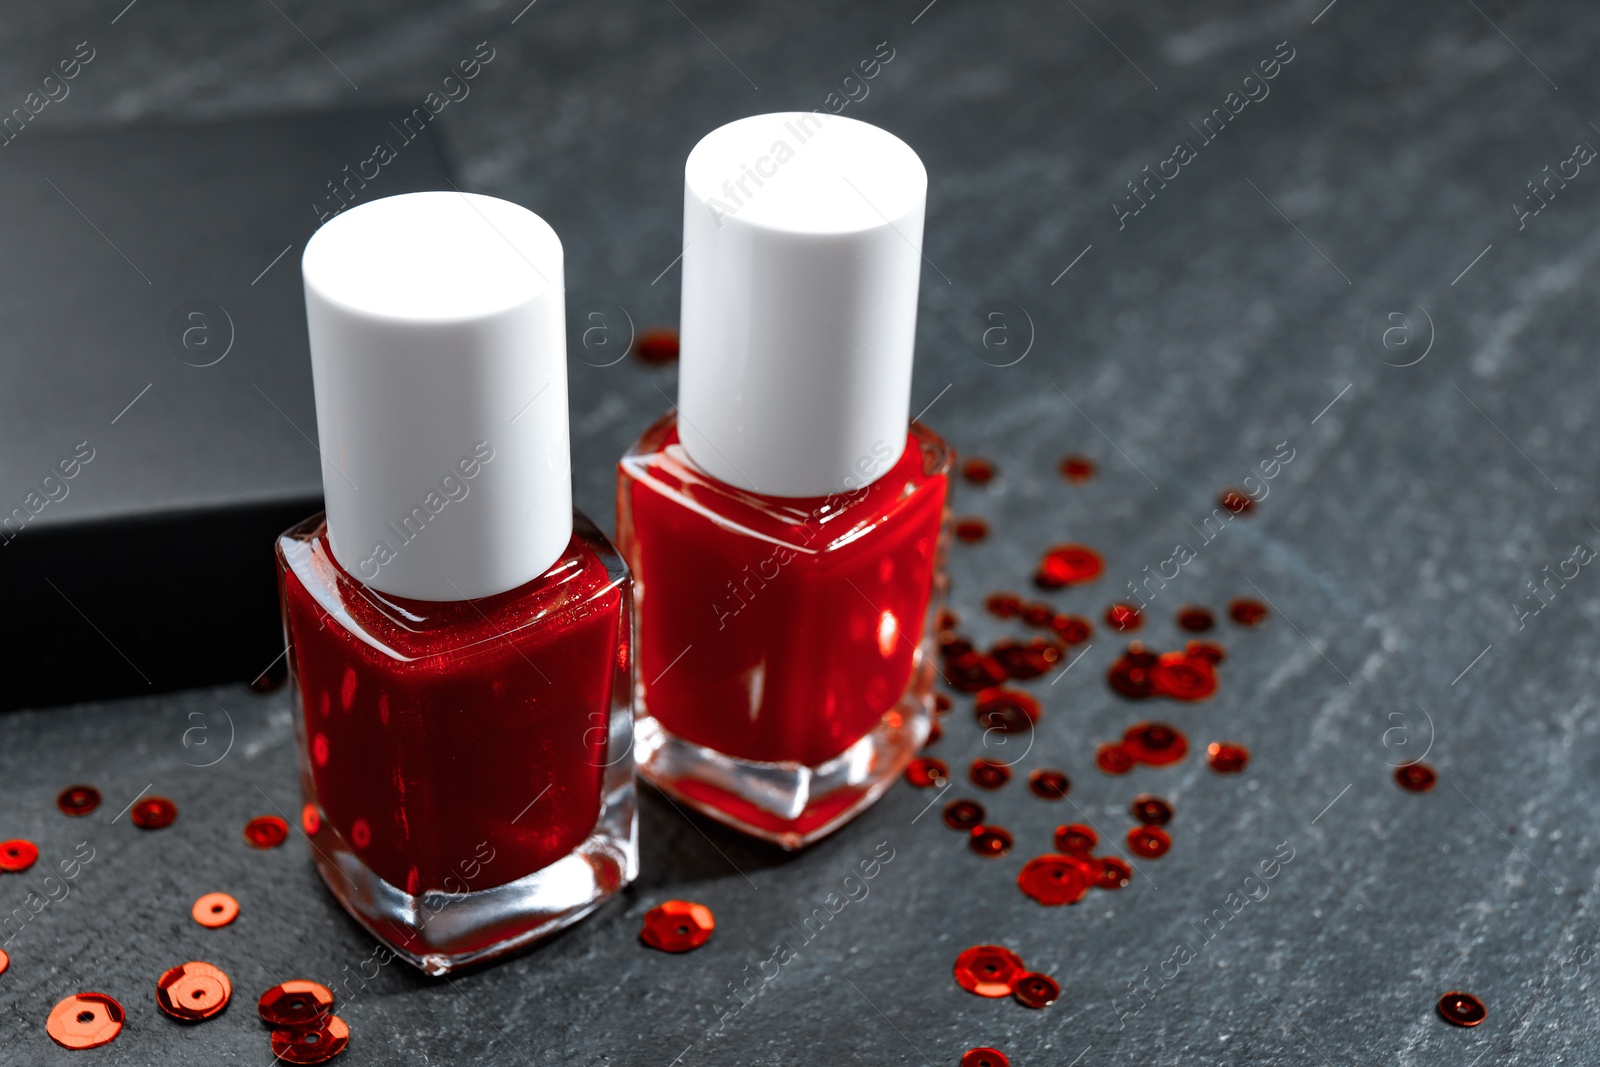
left=278, top=193, right=636, bottom=974
left=621, top=115, right=949, bottom=849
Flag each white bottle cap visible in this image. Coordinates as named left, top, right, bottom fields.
left=678, top=113, right=927, bottom=498
left=301, top=191, right=572, bottom=602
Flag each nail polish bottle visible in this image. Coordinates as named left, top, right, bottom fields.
left=276, top=192, right=636, bottom=974
left=618, top=114, right=952, bottom=849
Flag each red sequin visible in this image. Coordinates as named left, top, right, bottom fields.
left=1437, top=991, right=1486, bottom=1027
left=130, top=796, right=178, bottom=830
left=244, top=815, right=290, bottom=849
left=954, top=517, right=990, bottom=543
left=1095, top=743, right=1135, bottom=775
left=984, top=592, right=1022, bottom=618
left=1017, top=854, right=1093, bottom=905
left=961, top=457, right=996, bottom=484
left=1054, top=823, right=1098, bottom=854
left=927, top=717, right=943, bottom=744
left=961, top=1050, right=1010, bottom=1067
left=1027, top=769, right=1070, bottom=800
left=1127, top=825, right=1172, bottom=859
left=1107, top=644, right=1157, bottom=699
left=1206, top=742, right=1250, bottom=774
left=258, top=981, right=335, bottom=1028
left=947, top=651, right=1009, bottom=693
left=943, top=799, right=986, bottom=830
left=1176, top=606, right=1214, bottom=632
left=1020, top=602, right=1056, bottom=628
left=1013, top=972, right=1060, bottom=1009
left=969, top=826, right=1013, bottom=857
left=1095, top=856, right=1133, bottom=890
left=1186, top=639, right=1226, bottom=664
left=1035, top=544, right=1104, bottom=589
left=1059, top=455, right=1096, bottom=483
left=640, top=900, right=715, bottom=952
left=1220, top=488, right=1254, bottom=514
left=1131, top=794, right=1174, bottom=826
left=301, top=803, right=321, bottom=836
left=1228, top=598, right=1269, bottom=626
left=990, top=638, right=1062, bottom=680
left=632, top=327, right=680, bottom=364
left=905, top=758, right=948, bottom=788
left=1051, top=614, right=1092, bottom=644
left=1105, top=603, right=1143, bottom=632
left=0, top=840, right=38, bottom=873
left=1150, top=651, right=1218, bottom=701
left=974, top=687, right=1041, bottom=734
left=56, top=785, right=100, bottom=817
left=934, top=693, right=952, bottom=714
left=1395, top=762, right=1437, bottom=792
left=970, top=759, right=1012, bottom=790
left=1123, top=722, right=1188, bottom=766
left=953, top=945, right=1024, bottom=997
left=937, top=612, right=959, bottom=636
left=270, top=1016, right=350, bottom=1064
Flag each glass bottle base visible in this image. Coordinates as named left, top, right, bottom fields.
left=305, top=780, right=638, bottom=976
left=634, top=681, right=931, bottom=851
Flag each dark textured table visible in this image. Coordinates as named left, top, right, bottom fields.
left=4, top=0, right=1599, bottom=1063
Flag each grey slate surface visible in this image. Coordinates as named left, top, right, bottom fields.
left=3, top=0, right=1599, bottom=1063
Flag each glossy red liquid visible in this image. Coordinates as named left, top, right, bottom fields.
left=619, top=415, right=949, bottom=766
left=277, top=516, right=625, bottom=894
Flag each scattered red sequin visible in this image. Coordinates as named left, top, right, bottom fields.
left=1123, top=722, right=1189, bottom=766
left=192, top=892, right=239, bottom=929
left=937, top=612, right=959, bottom=636
left=954, top=517, right=990, bottom=543
left=1108, top=644, right=1158, bottom=699
left=970, top=759, right=1012, bottom=790
left=970, top=826, right=1014, bottom=857
left=156, top=961, right=231, bottom=1021
left=632, top=327, right=679, bottom=364
left=1018, top=854, right=1093, bottom=905
left=905, top=757, right=949, bottom=788
left=56, top=785, right=100, bottom=817
left=259, top=981, right=335, bottom=1028
left=1207, top=742, right=1250, bottom=774
left=1059, top=455, right=1096, bottom=483
left=953, top=945, right=1025, bottom=997
left=1177, top=606, right=1215, bottom=632
left=984, top=592, right=1022, bottom=618
left=270, top=1015, right=350, bottom=1064
left=1054, top=823, right=1098, bottom=854
left=935, top=693, right=953, bottom=714
left=244, top=815, right=290, bottom=849
left=1095, top=743, right=1135, bottom=775
left=47, top=993, right=124, bottom=1050
left=944, top=799, right=986, bottom=830
left=0, top=840, right=39, bottom=873
left=1186, top=639, right=1226, bottom=664
left=961, top=457, right=996, bottom=484
left=1127, top=825, right=1172, bottom=859
left=1096, top=856, right=1133, bottom=890
left=1395, top=762, right=1437, bottom=792
left=301, top=804, right=321, bottom=836
left=1150, top=651, right=1218, bottom=701
left=1051, top=614, right=1092, bottom=644
left=990, top=638, right=1062, bottom=680
left=1013, top=972, right=1060, bottom=1009
left=1228, top=598, right=1269, bottom=626
left=1221, top=488, right=1254, bottom=514
left=1131, top=794, right=1174, bottom=826
left=1035, top=544, right=1104, bottom=589
left=640, top=900, right=715, bottom=952
left=0, top=947, right=8, bottom=975
left=1105, top=603, right=1143, bottom=632
left=974, top=687, right=1041, bottom=734
left=961, top=1050, right=1010, bottom=1067
left=927, top=717, right=943, bottom=744
left=1027, top=769, right=1070, bottom=800
left=1437, top=991, right=1486, bottom=1027
left=130, top=796, right=178, bottom=830
left=947, top=651, right=1009, bottom=693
